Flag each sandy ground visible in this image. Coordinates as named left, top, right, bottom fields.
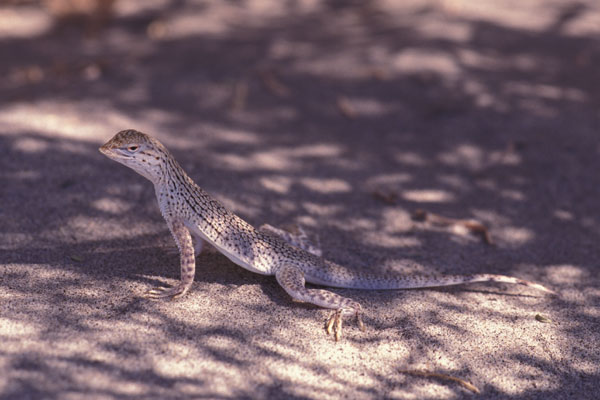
left=1, top=0, right=599, bottom=398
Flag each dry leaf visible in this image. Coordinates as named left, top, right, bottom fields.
left=462, top=220, right=494, bottom=245
left=82, top=63, right=101, bottom=80
left=336, top=97, right=356, bottom=119
left=412, top=209, right=428, bottom=221
left=147, top=20, right=167, bottom=39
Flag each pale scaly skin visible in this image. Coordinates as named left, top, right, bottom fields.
left=99, top=129, right=554, bottom=341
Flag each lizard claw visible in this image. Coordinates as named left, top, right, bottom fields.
left=326, top=310, right=341, bottom=341
left=325, top=308, right=365, bottom=341
left=144, top=283, right=190, bottom=300
left=356, top=311, right=366, bottom=332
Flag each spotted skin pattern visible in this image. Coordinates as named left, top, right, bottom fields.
left=100, top=130, right=553, bottom=341
left=259, top=223, right=322, bottom=257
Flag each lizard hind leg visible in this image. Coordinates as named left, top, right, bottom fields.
left=259, top=223, right=322, bottom=257
left=275, top=264, right=364, bottom=341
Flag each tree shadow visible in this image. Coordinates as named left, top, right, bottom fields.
left=1, top=0, right=599, bottom=399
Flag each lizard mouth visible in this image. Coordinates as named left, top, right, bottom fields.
left=98, top=145, right=127, bottom=161
left=99, top=146, right=136, bottom=165
left=98, top=144, right=116, bottom=157
left=99, top=144, right=124, bottom=159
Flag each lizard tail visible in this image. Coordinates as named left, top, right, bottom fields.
left=467, top=274, right=554, bottom=294
left=307, top=267, right=554, bottom=294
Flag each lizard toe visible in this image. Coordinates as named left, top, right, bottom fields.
left=144, top=283, right=190, bottom=300
left=325, top=304, right=365, bottom=341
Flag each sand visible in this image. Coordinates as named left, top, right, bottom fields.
left=1, top=1, right=599, bottom=398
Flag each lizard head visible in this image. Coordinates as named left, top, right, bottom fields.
left=99, top=129, right=169, bottom=183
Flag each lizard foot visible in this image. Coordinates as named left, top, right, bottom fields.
left=325, top=308, right=366, bottom=341
left=144, top=282, right=191, bottom=300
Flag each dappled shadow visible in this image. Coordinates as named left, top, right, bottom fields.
left=1, top=0, right=600, bottom=399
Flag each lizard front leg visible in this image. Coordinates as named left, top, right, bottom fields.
left=146, top=219, right=196, bottom=300
left=275, top=264, right=365, bottom=341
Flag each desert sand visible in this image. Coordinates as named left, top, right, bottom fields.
left=1, top=1, right=599, bottom=398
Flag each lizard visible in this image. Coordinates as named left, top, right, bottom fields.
left=99, top=129, right=553, bottom=341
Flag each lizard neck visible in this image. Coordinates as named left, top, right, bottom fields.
left=152, top=150, right=189, bottom=185
left=153, top=154, right=202, bottom=218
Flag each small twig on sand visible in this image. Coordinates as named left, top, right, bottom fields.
left=258, top=69, right=290, bottom=97
left=413, top=209, right=493, bottom=245
left=535, top=314, right=553, bottom=324
left=371, top=189, right=399, bottom=205
left=230, top=80, right=248, bottom=111
left=399, top=369, right=480, bottom=394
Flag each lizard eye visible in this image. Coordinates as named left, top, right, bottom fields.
left=127, top=145, right=139, bottom=152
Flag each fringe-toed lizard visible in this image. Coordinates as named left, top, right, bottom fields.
left=99, top=129, right=553, bottom=341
